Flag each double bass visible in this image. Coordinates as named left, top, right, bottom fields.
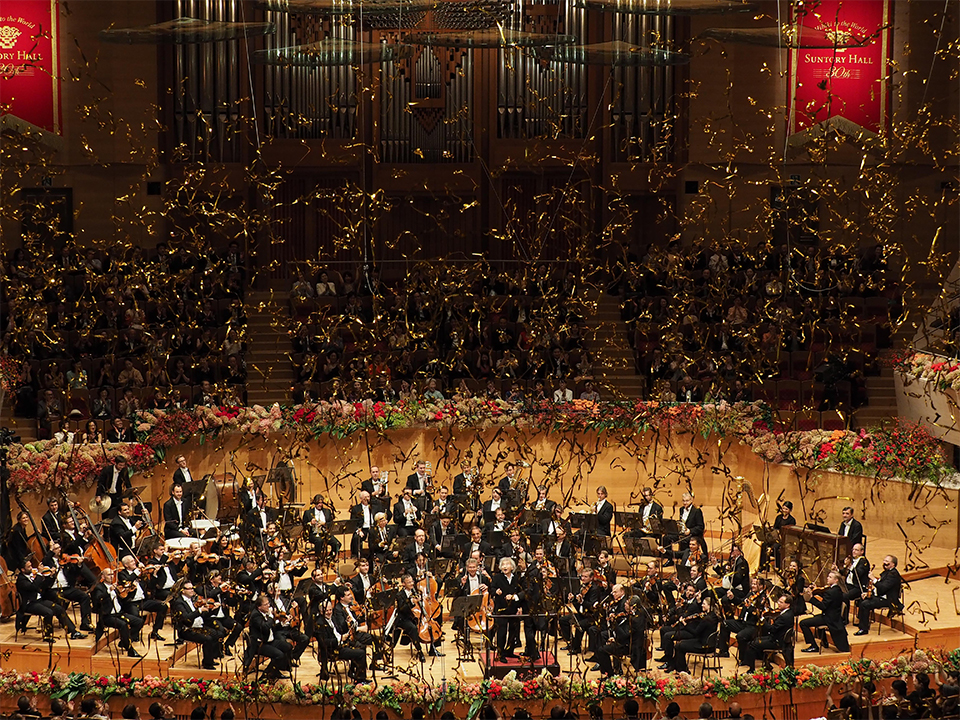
left=413, top=572, right=442, bottom=643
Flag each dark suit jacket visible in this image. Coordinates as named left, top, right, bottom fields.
left=482, top=499, right=505, bottom=516
left=248, top=609, right=278, bottom=651
left=350, top=502, right=380, bottom=532
left=490, top=572, right=524, bottom=613
left=452, top=472, right=474, bottom=496
left=874, top=568, right=902, bottom=604
left=97, top=465, right=131, bottom=499
left=110, top=516, right=138, bottom=554
left=162, top=496, right=192, bottom=538
left=764, top=609, right=795, bottom=646
left=392, top=499, right=422, bottom=528
left=810, top=584, right=844, bottom=625
left=595, top=499, right=614, bottom=536
left=401, top=541, right=432, bottom=570
left=170, top=596, right=211, bottom=632
left=497, top=476, right=514, bottom=495
left=172, top=467, right=196, bottom=486
left=845, top=556, right=871, bottom=597
left=460, top=538, right=493, bottom=563
left=838, top=519, right=864, bottom=548
left=640, top=501, right=664, bottom=526
left=40, top=511, right=62, bottom=542
left=16, top=572, right=53, bottom=606
left=680, top=505, right=705, bottom=537
left=405, top=473, right=429, bottom=495
left=303, top=507, right=335, bottom=533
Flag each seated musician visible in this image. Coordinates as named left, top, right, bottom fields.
left=162, top=484, right=192, bottom=540
left=430, top=516, right=458, bottom=557
left=542, top=503, right=566, bottom=538
left=17, top=559, right=86, bottom=641
left=717, top=576, right=766, bottom=657
left=661, top=536, right=705, bottom=570
left=640, top=560, right=672, bottom=616
left=715, top=544, right=751, bottom=603
left=482, top=488, right=506, bottom=517
left=369, top=512, right=397, bottom=564
left=499, top=526, right=530, bottom=564
left=317, top=599, right=368, bottom=682
left=118, top=554, right=168, bottom=642
left=393, top=574, right=426, bottom=661
left=782, top=558, right=807, bottom=616
left=303, top=494, right=341, bottom=562
left=562, top=566, right=603, bottom=656
left=841, top=542, right=871, bottom=619
left=333, top=586, right=383, bottom=666
left=594, top=594, right=647, bottom=676
left=491, top=557, right=525, bottom=662
left=110, top=502, right=143, bottom=557
left=587, top=582, right=626, bottom=662
left=433, top=486, right=457, bottom=518
left=799, top=570, right=850, bottom=653
left=855, top=555, right=903, bottom=636
left=760, top=500, right=795, bottom=570
left=146, top=544, right=180, bottom=602
left=656, top=583, right=702, bottom=668
left=59, top=515, right=87, bottom=556
left=350, top=490, right=379, bottom=558
left=393, top=487, right=422, bottom=538
left=349, top=557, right=377, bottom=602
left=664, top=595, right=720, bottom=674
left=530, top=485, right=556, bottom=514
left=401, top=528, right=433, bottom=575
left=171, top=581, right=227, bottom=669
left=198, top=569, right=243, bottom=654
left=92, top=567, right=143, bottom=656
left=550, top=526, right=574, bottom=571
left=483, top=508, right=508, bottom=540
left=267, top=582, right=310, bottom=663
left=740, top=593, right=794, bottom=670
left=274, top=550, right=309, bottom=596
left=596, top=550, right=617, bottom=588
left=245, top=594, right=292, bottom=679
left=235, top=557, right=267, bottom=599
left=460, top=525, right=492, bottom=565
left=40, top=541, right=95, bottom=632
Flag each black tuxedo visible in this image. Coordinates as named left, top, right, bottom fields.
left=838, top=518, right=864, bottom=548
left=857, top=567, right=902, bottom=631
left=171, top=595, right=226, bottom=666
left=162, top=496, right=192, bottom=539
left=460, top=538, right=493, bottom=564
left=172, top=467, right=196, bottom=486
left=800, top=584, right=849, bottom=651
left=452, top=472, right=476, bottom=496
left=676, top=504, right=707, bottom=554
left=96, top=465, right=132, bottom=517
left=392, top=498, right=422, bottom=535
left=638, top=500, right=664, bottom=535
left=245, top=608, right=290, bottom=673
left=429, top=522, right=457, bottom=556
left=40, top=510, right=62, bottom=543
left=110, top=515, right=139, bottom=556
left=714, top=555, right=750, bottom=601
left=350, top=501, right=379, bottom=557
left=844, top=556, right=871, bottom=598
left=405, top=472, right=430, bottom=497
left=742, top=609, right=795, bottom=669
left=482, top=499, right=505, bottom=516
left=490, top=571, right=525, bottom=655
left=594, top=499, right=614, bottom=536
left=401, top=541, right=432, bottom=572
left=92, top=581, right=143, bottom=649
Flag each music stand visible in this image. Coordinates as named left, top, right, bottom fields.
left=624, top=537, right=660, bottom=558
left=450, top=594, right=484, bottom=661
left=381, top=562, right=406, bottom=580
left=615, top=510, right=642, bottom=530
left=439, top=535, right=460, bottom=558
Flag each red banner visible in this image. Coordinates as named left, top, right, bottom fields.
left=788, top=0, right=890, bottom=139
left=0, top=0, right=60, bottom=134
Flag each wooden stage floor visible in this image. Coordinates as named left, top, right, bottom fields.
left=1, top=567, right=956, bottom=683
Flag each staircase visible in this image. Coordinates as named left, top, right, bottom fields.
left=584, top=291, right=644, bottom=399
left=244, top=290, right=294, bottom=407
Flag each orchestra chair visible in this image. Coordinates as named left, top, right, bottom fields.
left=687, top=631, right=723, bottom=679
left=13, top=591, right=47, bottom=641
left=169, top=623, right=203, bottom=669
left=241, top=630, right=270, bottom=677
left=761, top=629, right=796, bottom=669
left=872, top=589, right=906, bottom=636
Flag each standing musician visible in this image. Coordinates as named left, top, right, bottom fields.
left=453, top=461, right=479, bottom=508
left=594, top=486, right=614, bottom=537
left=40, top=498, right=63, bottom=543
left=594, top=594, right=647, bottom=676
left=672, top=492, right=707, bottom=555
left=171, top=581, right=227, bottom=670
left=162, top=484, right=193, bottom=539
left=360, top=465, right=390, bottom=506
left=393, top=487, right=422, bottom=537
left=717, top=577, right=766, bottom=657
left=551, top=526, right=574, bottom=566
left=405, top=460, right=432, bottom=509
left=110, top=502, right=143, bottom=557
left=303, top=495, right=341, bottom=562
left=17, top=559, right=86, bottom=641
left=800, top=570, right=850, bottom=653
left=761, top=500, right=795, bottom=570
left=245, top=594, right=292, bottom=679
left=6, top=512, right=33, bottom=571
left=240, top=481, right=270, bottom=534
left=118, top=554, right=168, bottom=641
left=39, top=541, right=95, bottom=632
left=350, top=490, right=380, bottom=559
left=92, top=567, right=143, bottom=657
left=393, top=574, right=426, bottom=661
left=715, top=544, right=751, bottom=603
left=665, top=595, right=720, bottom=674
left=498, top=462, right=519, bottom=496
left=740, top=593, right=795, bottom=670
left=563, top=566, right=603, bottom=656
left=855, top=555, right=903, bottom=636
left=317, top=598, right=369, bottom=681
left=491, top=557, right=525, bottom=662
left=838, top=506, right=865, bottom=548
left=96, top=455, right=132, bottom=519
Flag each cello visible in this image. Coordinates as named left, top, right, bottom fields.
left=62, top=492, right=117, bottom=575
left=414, top=571, right=442, bottom=644
left=14, top=494, right=48, bottom=564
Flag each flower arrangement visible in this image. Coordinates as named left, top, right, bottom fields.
left=5, top=398, right=952, bottom=492
left=0, top=651, right=955, bottom=709
left=898, top=352, right=960, bottom=391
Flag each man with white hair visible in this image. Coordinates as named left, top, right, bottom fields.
left=491, top=557, right=524, bottom=662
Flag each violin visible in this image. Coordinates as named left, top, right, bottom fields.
left=115, top=581, right=137, bottom=598
left=196, top=553, right=221, bottom=565
left=59, top=553, right=83, bottom=565
left=593, top=567, right=609, bottom=588
left=194, top=596, right=221, bottom=611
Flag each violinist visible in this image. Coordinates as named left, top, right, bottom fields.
left=394, top=573, right=426, bottom=661
left=349, top=557, right=377, bottom=602
left=460, top=525, right=492, bottom=565
left=270, top=582, right=310, bottom=662
left=198, top=569, right=242, bottom=654
left=145, top=544, right=179, bottom=602
left=640, top=561, right=671, bottom=612
left=17, top=559, right=86, bottom=641
left=664, top=595, right=720, bottom=674
left=303, top=494, right=341, bottom=562
left=96, top=455, right=132, bottom=519
left=350, top=490, right=379, bottom=559
left=741, top=593, right=795, bottom=670
left=275, top=550, right=309, bottom=596
left=393, top=487, right=422, bottom=537
left=717, top=576, right=766, bottom=657
left=595, top=595, right=647, bottom=677
left=39, top=541, right=95, bottom=632
left=491, top=557, right=525, bottom=662
left=171, top=581, right=227, bottom=670
left=689, top=565, right=708, bottom=595
left=162, top=485, right=192, bottom=539
left=799, top=570, right=850, bottom=653
left=855, top=555, right=903, bottom=636
left=118, top=554, right=168, bottom=641
left=317, top=599, right=367, bottom=682
left=587, top=582, right=626, bottom=664
left=656, top=583, right=702, bottom=668
left=333, top=586, right=383, bottom=665
left=41, top=498, right=62, bottom=544
left=92, top=567, right=143, bottom=657
left=499, top=526, right=530, bottom=565
left=245, top=594, right=291, bottom=680
left=563, top=566, right=602, bottom=656
left=662, top=536, right=704, bottom=571
left=110, top=502, right=143, bottom=557
left=781, top=558, right=807, bottom=615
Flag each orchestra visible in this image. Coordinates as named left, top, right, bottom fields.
left=1, top=454, right=906, bottom=686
